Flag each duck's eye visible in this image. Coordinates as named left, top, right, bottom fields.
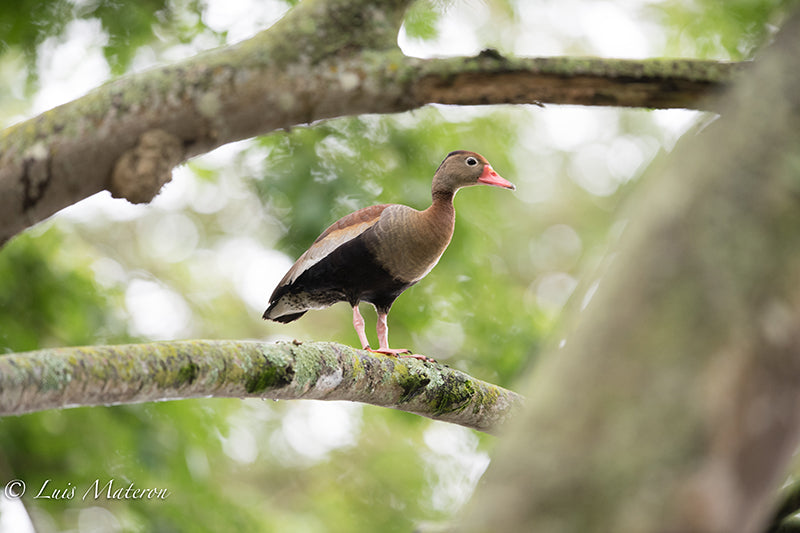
left=466, top=157, right=478, bottom=166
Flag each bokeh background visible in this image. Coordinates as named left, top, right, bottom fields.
left=0, top=1, right=794, bottom=531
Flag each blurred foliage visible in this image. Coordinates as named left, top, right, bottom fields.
left=403, top=0, right=441, bottom=40
left=0, top=0, right=73, bottom=66
left=0, top=0, right=796, bottom=531
left=88, top=0, right=195, bottom=75
left=653, top=0, right=800, bottom=59
left=0, top=0, right=209, bottom=80
left=0, top=227, right=128, bottom=353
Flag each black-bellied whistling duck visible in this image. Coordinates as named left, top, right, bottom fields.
left=263, top=150, right=515, bottom=360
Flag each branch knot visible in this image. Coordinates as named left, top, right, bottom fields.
left=110, top=129, right=184, bottom=204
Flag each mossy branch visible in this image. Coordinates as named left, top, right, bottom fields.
left=0, top=340, right=522, bottom=434
left=0, top=0, right=743, bottom=245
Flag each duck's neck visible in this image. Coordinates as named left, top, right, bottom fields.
left=431, top=190, right=455, bottom=210
left=425, top=189, right=456, bottom=235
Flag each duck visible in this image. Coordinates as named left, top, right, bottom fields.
left=263, top=150, right=515, bottom=360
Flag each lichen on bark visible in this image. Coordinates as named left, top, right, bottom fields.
left=0, top=0, right=743, bottom=245
left=0, top=340, right=522, bottom=435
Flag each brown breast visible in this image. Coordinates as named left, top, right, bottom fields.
left=364, top=198, right=455, bottom=283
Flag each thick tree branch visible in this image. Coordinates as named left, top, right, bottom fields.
left=414, top=53, right=742, bottom=110
left=0, top=340, right=521, bottom=434
left=0, top=0, right=742, bottom=245
left=460, top=8, right=800, bottom=533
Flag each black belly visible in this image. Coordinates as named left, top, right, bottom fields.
left=286, top=236, right=414, bottom=313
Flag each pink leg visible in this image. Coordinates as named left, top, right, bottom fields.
left=375, top=311, right=409, bottom=354
left=352, top=305, right=370, bottom=350
left=369, top=312, right=434, bottom=362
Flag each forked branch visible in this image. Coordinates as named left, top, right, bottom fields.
left=0, top=0, right=742, bottom=245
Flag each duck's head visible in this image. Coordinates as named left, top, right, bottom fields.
left=432, top=150, right=515, bottom=196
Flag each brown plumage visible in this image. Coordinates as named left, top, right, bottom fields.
left=263, top=150, right=515, bottom=359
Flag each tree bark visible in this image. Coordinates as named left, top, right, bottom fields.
left=0, top=0, right=742, bottom=246
left=0, top=340, right=521, bottom=434
left=459, top=9, right=800, bottom=533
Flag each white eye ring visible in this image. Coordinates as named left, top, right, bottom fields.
left=466, top=157, right=478, bottom=166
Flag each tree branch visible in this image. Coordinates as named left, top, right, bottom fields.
left=0, top=0, right=743, bottom=245
left=413, top=53, right=742, bottom=110
left=459, top=8, right=800, bottom=533
left=0, top=340, right=522, bottom=434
